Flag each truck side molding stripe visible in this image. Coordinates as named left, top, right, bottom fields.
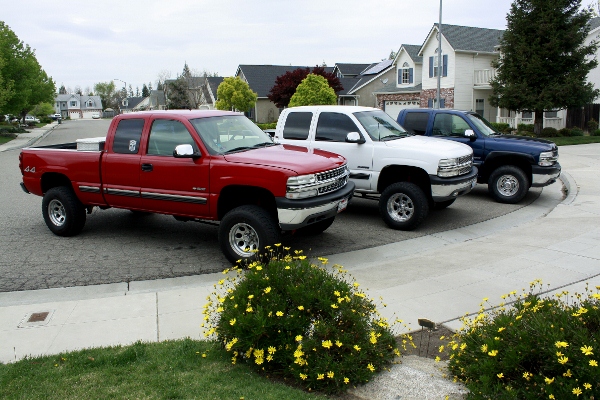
left=104, top=188, right=140, bottom=197
left=79, top=186, right=101, bottom=193
left=141, top=192, right=207, bottom=204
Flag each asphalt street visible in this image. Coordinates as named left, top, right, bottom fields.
left=0, top=119, right=543, bottom=292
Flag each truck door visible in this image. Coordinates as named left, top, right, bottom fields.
left=102, top=118, right=144, bottom=209
left=139, top=119, right=210, bottom=217
left=312, top=112, right=374, bottom=191
left=431, top=113, right=485, bottom=167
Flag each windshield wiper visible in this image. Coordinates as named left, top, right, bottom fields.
left=380, top=134, right=407, bottom=141
left=225, top=142, right=277, bottom=154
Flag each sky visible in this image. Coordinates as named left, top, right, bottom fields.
left=3, top=0, right=516, bottom=94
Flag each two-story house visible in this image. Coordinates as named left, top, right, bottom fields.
left=54, top=94, right=103, bottom=119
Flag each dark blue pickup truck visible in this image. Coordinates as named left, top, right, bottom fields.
left=397, top=109, right=561, bottom=203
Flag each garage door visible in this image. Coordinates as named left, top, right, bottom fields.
left=384, top=101, right=420, bottom=119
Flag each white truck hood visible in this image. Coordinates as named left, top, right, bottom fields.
left=384, top=135, right=472, bottom=159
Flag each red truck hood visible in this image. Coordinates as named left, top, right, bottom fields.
left=223, top=144, right=346, bottom=175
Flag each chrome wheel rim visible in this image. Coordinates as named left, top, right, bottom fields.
left=386, top=193, right=414, bottom=222
left=496, top=175, right=519, bottom=197
left=229, top=223, right=259, bottom=257
left=48, top=199, right=66, bottom=226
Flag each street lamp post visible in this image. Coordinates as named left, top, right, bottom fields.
left=114, top=78, right=127, bottom=114
left=436, top=0, right=442, bottom=109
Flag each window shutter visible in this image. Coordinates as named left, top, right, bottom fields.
left=428, top=98, right=433, bottom=108
left=398, top=69, right=402, bottom=84
left=443, top=55, right=448, bottom=77
left=429, top=57, right=433, bottom=78
left=409, top=68, right=413, bottom=84
left=440, top=99, right=445, bottom=108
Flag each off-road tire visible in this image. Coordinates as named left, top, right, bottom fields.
left=379, top=182, right=429, bottom=231
left=218, top=205, right=281, bottom=264
left=488, top=165, right=528, bottom=204
left=42, top=186, right=86, bottom=236
left=298, top=217, right=335, bottom=236
left=432, top=199, right=456, bottom=210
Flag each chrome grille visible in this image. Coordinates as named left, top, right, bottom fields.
left=316, top=166, right=347, bottom=182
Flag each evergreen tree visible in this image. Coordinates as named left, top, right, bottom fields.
left=142, top=84, right=150, bottom=98
left=58, top=85, right=67, bottom=94
left=490, top=0, right=598, bottom=135
left=167, top=76, right=193, bottom=109
left=288, top=74, right=337, bottom=107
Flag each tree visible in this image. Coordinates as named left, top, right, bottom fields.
left=215, top=76, right=258, bottom=113
left=490, top=0, right=599, bottom=135
left=167, top=76, right=193, bottom=109
left=141, top=84, right=150, bottom=98
left=74, top=85, right=82, bottom=96
left=58, top=85, right=67, bottom=95
left=268, top=66, right=343, bottom=108
left=288, top=74, right=337, bottom=107
left=31, top=102, right=55, bottom=118
left=93, top=81, right=118, bottom=110
left=0, top=22, right=56, bottom=121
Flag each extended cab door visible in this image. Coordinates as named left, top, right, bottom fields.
left=139, top=118, right=210, bottom=217
left=311, top=111, right=374, bottom=191
left=430, top=113, right=485, bottom=167
left=102, top=118, right=145, bottom=209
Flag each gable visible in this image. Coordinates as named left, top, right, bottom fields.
left=420, top=24, right=504, bottom=55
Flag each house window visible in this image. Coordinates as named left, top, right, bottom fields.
left=545, top=110, right=558, bottom=118
left=70, top=101, right=77, bottom=107
left=429, top=52, right=448, bottom=78
left=476, top=99, right=485, bottom=116
left=87, top=100, right=93, bottom=107
left=398, top=62, right=413, bottom=85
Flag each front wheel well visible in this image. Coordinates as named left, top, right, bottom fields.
left=479, top=156, right=532, bottom=185
left=41, top=173, right=73, bottom=194
left=377, top=165, right=431, bottom=199
left=217, top=185, right=277, bottom=221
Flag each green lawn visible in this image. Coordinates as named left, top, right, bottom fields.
left=0, top=339, right=325, bottom=400
left=0, top=136, right=13, bottom=145
left=546, top=135, right=600, bottom=146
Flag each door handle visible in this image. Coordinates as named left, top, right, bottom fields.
left=141, top=163, right=153, bottom=172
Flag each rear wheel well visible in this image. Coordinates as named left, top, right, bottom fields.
left=41, top=173, right=73, bottom=194
left=217, top=186, right=277, bottom=221
left=377, top=165, right=431, bottom=199
left=479, top=156, right=532, bottom=186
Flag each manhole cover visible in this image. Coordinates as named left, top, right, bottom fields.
left=19, top=310, right=55, bottom=328
left=28, top=312, right=49, bottom=323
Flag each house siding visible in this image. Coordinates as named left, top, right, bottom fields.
left=353, top=68, right=396, bottom=108
left=421, top=35, right=453, bottom=91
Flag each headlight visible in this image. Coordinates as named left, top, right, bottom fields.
left=286, top=174, right=317, bottom=199
left=287, top=174, right=316, bottom=186
left=539, top=151, right=558, bottom=166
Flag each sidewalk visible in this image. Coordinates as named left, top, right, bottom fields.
left=0, top=121, right=59, bottom=152
left=1, top=141, right=599, bottom=398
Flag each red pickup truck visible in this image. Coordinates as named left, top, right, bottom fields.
left=19, top=110, right=354, bottom=263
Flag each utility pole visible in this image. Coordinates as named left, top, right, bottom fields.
left=436, top=0, right=442, bottom=109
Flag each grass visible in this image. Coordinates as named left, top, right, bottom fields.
left=547, top=135, right=600, bottom=146
left=0, top=339, right=326, bottom=400
left=0, top=136, right=12, bottom=145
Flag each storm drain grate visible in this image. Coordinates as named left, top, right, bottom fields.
left=18, top=310, right=55, bottom=328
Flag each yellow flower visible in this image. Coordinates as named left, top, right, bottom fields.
left=523, top=372, right=532, bottom=380
left=584, top=383, right=592, bottom=390
left=558, top=356, right=569, bottom=364
left=268, top=346, right=276, bottom=354
left=246, top=306, right=253, bottom=312
left=589, top=359, right=598, bottom=367
left=322, top=340, right=333, bottom=349
left=264, top=287, right=271, bottom=294
left=556, top=351, right=563, bottom=357
left=497, top=373, right=504, bottom=378
left=276, top=311, right=283, bottom=317
left=354, top=345, right=361, bottom=352
left=299, top=373, right=307, bottom=380
left=435, top=356, right=441, bottom=362
left=285, top=266, right=290, bottom=270
left=344, top=377, right=350, bottom=384
left=336, top=340, right=343, bottom=347
left=488, top=350, right=498, bottom=357
left=367, top=363, right=375, bottom=372
left=317, top=373, right=324, bottom=380
left=331, top=304, right=338, bottom=309
left=353, top=282, right=360, bottom=287
left=554, top=341, right=568, bottom=348
left=255, top=266, right=262, bottom=271
left=230, top=318, right=236, bottom=325
left=545, top=377, right=554, bottom=384
left=573, top=387, right=582, bottom=396
left=327, top=371, right=334, bottom=378
left=248, top=294, right=254, bottom=299
left=295, top=335, right=303, bottom=342
left=563, top=369, right=572, bottom=377
left=334, top=290, right=341, bottom=296
left=497, top=327, right=506, bottom=332
left=297, top=305, right=304, bottom=310
left=549, top=395, right=555, bottom=399
left=580, top=345, right=593, bottom=356
left=481, top=344, right=488, bottom=353
left=439, top=345, right=445, bottom=352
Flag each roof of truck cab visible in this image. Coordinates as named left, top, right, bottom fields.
left=116, top=110, right=243, bottom=119
left=285, top=106, right=379, bottom=113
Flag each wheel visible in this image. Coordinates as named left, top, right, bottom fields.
left=488, top=166, right=528, bottom=204
left=218, top=205, right=281, bottom=264
left=379, top=182, right=429, bottom=230
left=298, top=217, right=335, bottom=235
left=42, top=186, right=86, bottom=236
left=432, top=199, right=455, bottom=210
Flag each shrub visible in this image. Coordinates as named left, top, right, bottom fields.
left=490, top=123, right=511, bottom=134
left=517, top=123, right=534, bottom=133
left=256, top=122, right=277, bottom=130
left=540, top=127, right=558, bottom=137
left=203, top=248, right=410, bottom=395
left=559, top=128, right=571, bottom=137
left=587, top=119, right=599, bottom=132
left=447, top=280, right=600, bottom=399
left=570, top=128, right=585, bottom=137
left=592, top=129, right=600, bottom=137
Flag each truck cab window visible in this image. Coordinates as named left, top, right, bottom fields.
left=432, top=114, right=470, bottom=137
left=316, top=112, right=360, bottom=142
left=147, top=120, right=197, bottom=156
left=402, top=112, right=429, bottom=135
left=282, top=112, right=313, bottom=140
left=112, top=119, right=144, bottom=154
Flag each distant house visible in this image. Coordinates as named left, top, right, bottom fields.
left=199, top=76, right=224, bottom=110
left=120, top=97, right=145, bottom=113
left=133, top=90, right=166, bottom=111
left=235, top=65, right=335, bottom=123
left=54, top=94, right=103, bottom=119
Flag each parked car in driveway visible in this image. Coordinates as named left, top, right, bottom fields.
left=91, top=113, right=100, bottom=119
left=51, top=114, right=62, bottom=120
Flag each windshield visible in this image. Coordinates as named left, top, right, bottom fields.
left=466, top=113, right=500, bottom=137
left=190, top=115, right=275, bottom=155
left=353, top=110, right=411, bottom=141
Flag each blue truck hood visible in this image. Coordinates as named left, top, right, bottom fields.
left=486, top=134, right=557, bottom=154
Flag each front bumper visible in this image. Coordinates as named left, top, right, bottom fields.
left=276, top=182, right=355, bottom=230
left=429, top=167, right=478, bottom=202
left=531, top=163, right=561, bottom=187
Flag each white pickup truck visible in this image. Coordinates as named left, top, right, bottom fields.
left=274, top=106, right=478, bottom=230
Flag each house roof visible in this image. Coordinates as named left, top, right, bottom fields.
left=55, top=94, right=103, bottom=109
left=121, top=97, right=144, bottom=110
left=236, top=65, right=335, bottom=97
left=373, top=83, right=422, bottom=95
left=590, top=17, right=600, bottom=32
left=205, top=77, right=224, bottom=103
left=401, top=44, right=423, bottom=63
left=421, top=24, right=505, bottom=54
left=342, top=60, right=395, bottom=94
left=334, top=63, right=373, bottom=77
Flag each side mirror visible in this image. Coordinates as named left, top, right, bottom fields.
left=464, top=129, right=476, bottom=141
left=173, top=144, right=200, bottom=158
left=346, top=131, right=365, bottom=144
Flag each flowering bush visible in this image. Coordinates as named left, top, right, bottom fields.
left=447, top=280, right=600, bottom=399
left=202, top=247, right=410, bottom=394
